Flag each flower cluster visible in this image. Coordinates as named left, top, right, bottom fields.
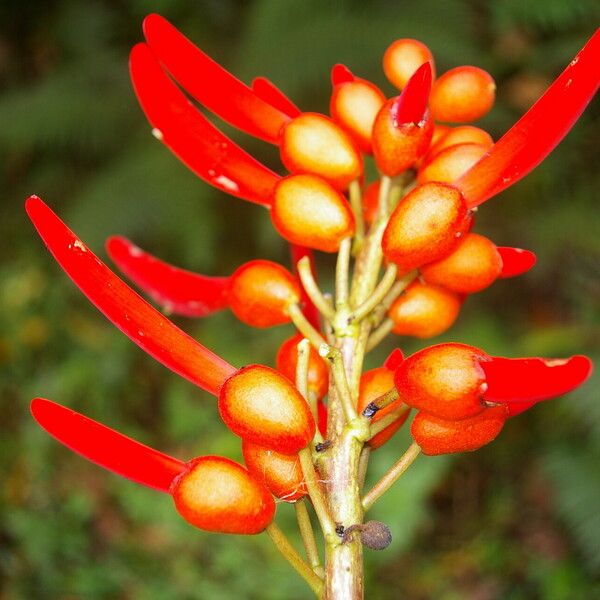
left=27, top=14, right=598, bottom=596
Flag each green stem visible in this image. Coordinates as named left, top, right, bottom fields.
left=299, top=447, right=336, bottom=540
left=335, top=238, right=352, bottom=309
left=287, top=303, right=327, bottom=350
left=351, top=264, right=398, bottom=322
left=266, top=523, right=324, bottom=597
left=297, top=256, right=335, bottom=321
left=319, top=344, right=357, bottom=422
left=295, top=499, right=325, bottom=578
left=349, top=180, right=365, bottom=251
left=362, top=442, right=421, bottom=511
left=365, top=318, right=395, bottom=352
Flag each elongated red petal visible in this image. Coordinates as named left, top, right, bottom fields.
left=31, top=398, right=185, bottom=492
left=331, top=63, right=355, bottom=86
left=143, top=14, right=291, bottom=143
left=497, top=247, right=537, bottom=278
left=482, top=355, right=592, bottom=404
left=455, top=29, right=600, bottom=207
left=130, top=44, right=278, bottom=206
left=289, top=244, right=321, bottom=330
left=106, top=236, right=230, bottom=317
left=26, top=197, right=236, bottom=395
left=252, top=77, right=301, bottom=118
left=393, top=62, right=432, bottom=125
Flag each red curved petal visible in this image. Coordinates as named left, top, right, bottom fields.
left=331, top=64, right=355, bottom=86
left=251, top=77, right=301, bottom=118
left=498, top=247, right=537, bottom=278
left=130, top=44, right=278, bottom=207
left=456, top=28, right=600, bottom=208
left=393, top=62, right=432, bottom=125
left=289, top=244, right=321, bottom=330
left=26, top=197, right=236, bottom=395
left=384, top=348, right=404, bottom=371
left=31, top=398, right=185, bottom=492
left=482, top=354, right=593, bottom=404
left=106, top=236, right=230, bottom=317
left=143, top=13, right=291, bottom=143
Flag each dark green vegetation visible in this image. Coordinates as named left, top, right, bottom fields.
left=1, top=1, right=599, bottom=598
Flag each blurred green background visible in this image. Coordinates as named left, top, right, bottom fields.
left=1, top=1, right=599, bottom=598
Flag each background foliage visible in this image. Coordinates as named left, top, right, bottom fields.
left=1, top=1, right=599, bottom=598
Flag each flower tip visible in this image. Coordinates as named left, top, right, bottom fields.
left=393, top=61, right=432, bottom=126
left=331, top=63, right=354, bottom=86
left=25, top=195, right=44, bottom=215
left=384, top=348, right=404, bottom=370
left=498, top=247, right=537, bottom=278
left=142, top=12, right=166, bottom=37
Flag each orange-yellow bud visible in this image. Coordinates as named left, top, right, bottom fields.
left=427, top=125, right=493, bottom=158
left=242, top=440, right=307, bottom=502
left=271, top=174, right=355, bottom=253
left=383, top=39, right=436, bottom=90
left=331, top=78, right=386, bottom=154
left=280, top=113, right=363, bottom=190
left=418, top=143, right=490, bottom=184
left=171, top=456, right=276, bottom=534
left=228, top=260, right=300, bottom=328
left=382, top=182, right=471, bottom=271
left=421, top=233, right=503, bottom=293
left=372, top=98, right=434, bottom=176
left=388, top=281, right=461, bottom=338
left=395, top=343, right=489, bottom=420
left=411, top=406, right=508, bottom=455
left=219, top=365, right=316, bottom=454
left=430, top=66, right=496, bottom=123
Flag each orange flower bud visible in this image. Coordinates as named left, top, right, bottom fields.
left=276, top=334, right=329, bottom=400
left=242, top=440, right=307, bottom=502
left=372, top=98, right=434, bottom=177
left=219, top=365, right=316, bottom=454
left=383, top=39, right=435, bottom=90
left=271, top=174, right=355, bottom=253
left=280, top=113, right=363, bottom=190
left=427, top=125, right=493, bottom=158
left=421, top=233, right=503, bottom=293
left=418, top=143, right=490, bottom=184
left=411, top=406, right=508, bottom=455
left=388, top=281, right=461, bottom=338
left=357, top=367, right=409, bottom=449
left=430, top=66, right=496, bottom=123
left=331, top=77, right=386, bottom=154
left=171, top=456, right=276, bottom=534
left=395, top=343, right=489, bottom=420
left=228, top=260, right=300, bottom=328
left=382, top=182, right=471, bottom=271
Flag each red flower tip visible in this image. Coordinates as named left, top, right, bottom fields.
left=106, top=236, right=230, bottom=318
left=331, top=63, right=355, bottom=86
left=455, top=28, right=600, bottom=207
left=143, top=13, right=292, bottom=143
left=129, top=43, right=278, bottom=207
left=481, top=354, right=593, bottom=406
left=497, top=247, right=537, bottom=278
left=31, top=398, right=185, bottom=492
left=384, top=348, right=405, bottom=371
left=26, top=197, right=236, bottom=395
left=251, top=77, right=301, bottom=118
left=392, top=62, right=432, bottom=126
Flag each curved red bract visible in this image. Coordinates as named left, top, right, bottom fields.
left=31, top=398, right=185, bottom=492
left=107, top=236, right=230, bottom=318
left=26, top=197, right=236, bottom=395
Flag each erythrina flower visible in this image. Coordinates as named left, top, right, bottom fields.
left=26, top=17, right=598, bottom=599
left=31, top=399, right=275, bottom=534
